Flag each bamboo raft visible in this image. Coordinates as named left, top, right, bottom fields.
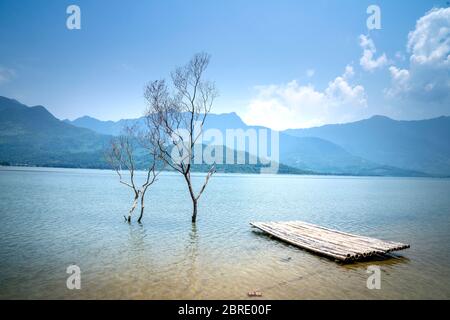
left=250, top=221, right=410, bottom=263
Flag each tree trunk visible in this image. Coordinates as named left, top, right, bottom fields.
left=191, top=198, right=198, bottom=223
left=128, top=192, right=139, bottom=223
left=138, top=191, right=145, bottom=223
left=184, top=173, right=199, bottom=224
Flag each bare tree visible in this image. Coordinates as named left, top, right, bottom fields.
left=106, top=126, right=159, bottom=223
left=144, top=53, right=218, bottom=223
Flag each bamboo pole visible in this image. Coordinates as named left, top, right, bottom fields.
left=250, top=220, right=410, bottom=262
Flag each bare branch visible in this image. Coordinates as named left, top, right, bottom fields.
left=143, top=52, right=217, bottom=223
left=106, top=123, right=160, bottom=222
left=196, top=163, right=216, bottom=201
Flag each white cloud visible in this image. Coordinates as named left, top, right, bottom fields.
left=408, top=8, right=450, bottom=67
left=243, top=68, right=367, bottom=130
left=343, top=65, right=355, bottom=79
left=387, top=8, right=450, bottom=103
left=0, top=66, right=16, bottom=85
left=386, top=66, right=410, bottom=98
left=389, top=66, right=410, bottom=85
left=359, top=34, right=388, bottom=71
left=325, top=75, right=366, bottom=107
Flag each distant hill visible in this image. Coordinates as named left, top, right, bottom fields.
left=0, top=96, right=110, bottom=168
left=0, top=96, right=304, bottom=174
left=65, top=106, right=428, bottom=176
left=64, top=116, right=146, bottom=136
left=64, top=112, right=248, bottom=136
left=3, top=95, right=445, bottom=176
left=284, top=115, right=450, bottom=176
left=277, top=133, right=423, bottom=176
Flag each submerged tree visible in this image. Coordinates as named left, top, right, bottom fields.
left=106, top=126, right=159, bottom=223
left=144, top=52, right=218, bottom=223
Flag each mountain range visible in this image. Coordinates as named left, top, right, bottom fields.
left=0, top=96, right=303, bottom=174
left=285, top=115, right=450, bottom=176
left=1, top=95, right=449, bottom=177
left=64, top=109, right=443, bottom=176
left=0, top=97, right=110, bottom=168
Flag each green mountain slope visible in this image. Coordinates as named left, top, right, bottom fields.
left=66, top=109, right=428, bottom=176
left=0, top=96, right=305, bottom=174
left=0, top=97, right=111, bottom=168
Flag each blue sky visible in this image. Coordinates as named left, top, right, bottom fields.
left=0, top=0, right=449, bottom=129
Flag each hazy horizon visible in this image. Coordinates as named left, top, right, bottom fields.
left=2, top=94, right=450, bottom=131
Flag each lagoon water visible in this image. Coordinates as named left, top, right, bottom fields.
left=0, top=166, right=449, bottom=299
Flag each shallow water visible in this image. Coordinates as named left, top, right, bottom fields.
left=0, top=166, right=449, bottom=299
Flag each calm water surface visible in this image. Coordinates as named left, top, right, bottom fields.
left=0, top=167, right=449, bottom=299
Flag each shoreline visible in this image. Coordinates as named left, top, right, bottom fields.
left=0, top=164, right=447, bottom=179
